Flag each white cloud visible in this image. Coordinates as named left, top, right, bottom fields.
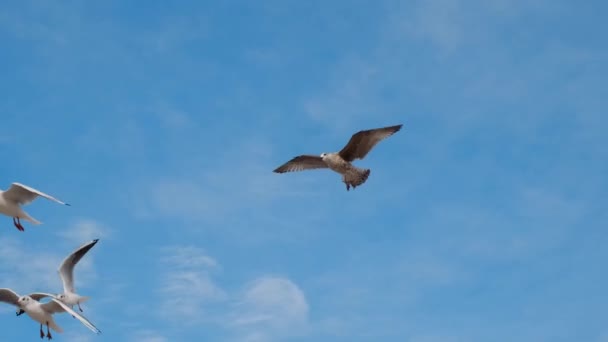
left=158, top=246, right=227, bottom=323
left=63, top=332, right=93, bottom=342
left=155, top=247, right=310, bottom=340
left=0, top=221, right=102, bottom=296
left=230, top=276, right=309, bottom=341
left=57, top=218, right=110, bottom=245
left=161, top=245, right=219, bottom=269
left=0, top=236, right=64, bottom=292
left=129, top=330, right=169, bottom=342
left=137, top=137, right=326, bottom=240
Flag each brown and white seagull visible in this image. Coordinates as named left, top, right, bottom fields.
left=273, top=124, right=403, bottom=190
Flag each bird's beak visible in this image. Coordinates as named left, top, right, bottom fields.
left=16, top=309, right=25, bottom=316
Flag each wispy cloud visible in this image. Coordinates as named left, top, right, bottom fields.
left=0, top=233, right=97, bottom=300
left=156, top=246, right=310, bottom=340
left=63, top=332, right=93, bottom=342
left=158, top=246, right=227, bottom=324
left=134, top=137, right=330, bottom=243
left=57, top=219, right=110, bottom=245
left=129, top=330, right=169, bottom=342
left=0, top=236, right=64, bottom=292
left=230, top=276, right=309, bottom=341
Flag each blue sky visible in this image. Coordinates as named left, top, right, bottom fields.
left=0, top=0, right=606, bottom=341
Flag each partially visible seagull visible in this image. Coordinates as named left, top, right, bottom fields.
left=0, top=288, right=101, bottom=339
left=17, top=239, right=99, bottom=318
left=0, top=182, right=70, bottom=231
left=273, top=124, right=403, bottom=190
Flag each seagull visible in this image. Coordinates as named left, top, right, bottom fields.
left=0, top=288, right=101, bottom=339
left=0, top=182, right=70, bottom=232
left=16, top=239, right=99, bottom=318
left=273, top=124, right=403, bottom=190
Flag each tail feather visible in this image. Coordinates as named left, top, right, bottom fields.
left=48, top=319, right=63, bottom=333
left=19, top=211, right=41, bottom=225
left=343, top=168, right=371, bottom=191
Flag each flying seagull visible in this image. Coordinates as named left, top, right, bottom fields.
left=17, top=239, right=99, bottom=318
left=0, top=288, right=101, bottom=339
left=0, top=182, right=70, bottom=231
left=273, top=124, right=403, bottom=190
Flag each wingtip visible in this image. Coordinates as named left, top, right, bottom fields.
left=92, top=238, right=100, bottom=243
left=65, top=203, right=71, bottom=206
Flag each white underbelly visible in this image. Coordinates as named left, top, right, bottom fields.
left=26, top=308, right=49, bottom=325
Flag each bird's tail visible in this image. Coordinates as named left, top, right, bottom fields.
left=19, top=211, right=41, bottom=225
left=78, top=296, right=91, bottom=304
left=48, top=319, right=63, bottom=333
left=343, top=168, right=371, bottom=191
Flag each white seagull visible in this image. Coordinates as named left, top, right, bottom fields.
left=17, top=239, right=99, bottom=318
left=0, top=182, right=70, bottom=232
left=0, top=288, right=101, bottom=339
left=273, top=124, right=403, bottom=190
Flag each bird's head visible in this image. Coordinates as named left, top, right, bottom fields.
left=57, top=294, right=66, bottom=300
left=17, top=296, right=31, bottom=308
left=320, top=153, right=328, bottom=159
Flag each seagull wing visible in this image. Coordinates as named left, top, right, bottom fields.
left=58, top=239, right=99, bottom=294
left=0, top=288, right=20, bottom=307
left=273, top=155, right=328, bottom=173
left=4, top=183, right=70, bottom=206
left=30, top=293, right=65, bottom=314
left=47, top=298, right=101, bottom=334
left=338, top=124, right=403, bottom=162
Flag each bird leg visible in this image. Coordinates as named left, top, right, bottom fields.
left=46, top=322, right=52, bottom=340
left=39, top=324, right=44, bottom=339
left=77, top=302, right=83, bottom=312
left=13, top=217, right=24, bottom=231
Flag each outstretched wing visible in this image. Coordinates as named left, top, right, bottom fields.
left=59, top=239, right=99, bottom=294
left=273, top=155, right=328, bottom=173
left=338, top=124, right=403, bottom=162
left=0, top=288, right=20, bottom=307
left=47, top=298, right=101, bottom=334
left=30, top=293, right=65, bottom=314
left=4, top=183, right=70, bottom=206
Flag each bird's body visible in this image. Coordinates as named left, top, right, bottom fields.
left=58, top=292, right=90, bottom=310
left=19, top=297, right=63, bottom=335
left=321, top=153, right=371, bottom=190
left=0, top=288, right=100, bottom=339
left=0, top=182, right=69, bottom=231
left=0, top=196, right=38, bottom=224
left=273, top=124, right=402, bottom=190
